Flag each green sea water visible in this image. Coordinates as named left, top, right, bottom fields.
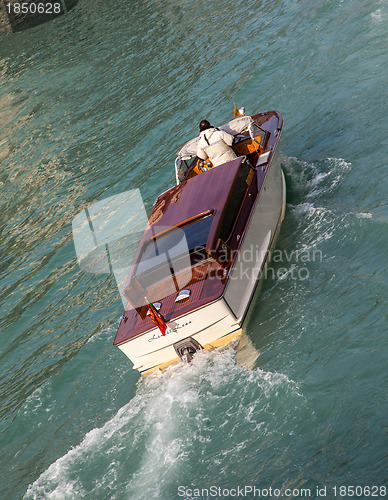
left=0, top=0, right=387, bottom=499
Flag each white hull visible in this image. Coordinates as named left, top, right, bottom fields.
left=224, top=149, right=285, bottom=320
left=118, top=298, right=241, bottom=373
left=118, top=154, right=286, bottom=373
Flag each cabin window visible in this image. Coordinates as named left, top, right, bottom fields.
left=218, top=162, right=251, bottom=242
left=136, top=214, right=213, bottom=273
left=126, top=214, right=214, bottom=305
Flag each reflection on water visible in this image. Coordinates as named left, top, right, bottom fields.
left=0, top=0, right=387, bottom=498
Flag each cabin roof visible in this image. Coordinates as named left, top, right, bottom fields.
left=144, top=157, right=244, bottom=240
left=119, top=157, right=244, bottom=308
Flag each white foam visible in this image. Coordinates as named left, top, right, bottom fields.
left=22, top=382, right=56, bottom=419
left=283, top=156, right=351, bottom=201
left=356, top=212, right=373, bottom=219
left=371, top=9, right=383, bottom=22
left=282, top=156, right=353, bottom=253
left=24, top=347, right=304, bottom=500
left=24, top=391, right=146, bottom=499
left=86, top=322, right=117, bottom=344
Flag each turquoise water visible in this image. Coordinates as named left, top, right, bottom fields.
left=0, top=0, right=387, bottom=499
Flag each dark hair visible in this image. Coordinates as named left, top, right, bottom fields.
left=199, top=119, right=212, bottom=132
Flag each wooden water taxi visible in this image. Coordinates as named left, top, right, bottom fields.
left=114, top=110, right=286, bottom=373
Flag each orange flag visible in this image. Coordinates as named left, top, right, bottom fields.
left=146, top=300, right=167, bottom=336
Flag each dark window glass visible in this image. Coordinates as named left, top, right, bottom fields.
left=134, top=214, right=214, bottom=286
left=219, top=162, right=251, bottom=242
left=137, top=214, right=213, bottom=269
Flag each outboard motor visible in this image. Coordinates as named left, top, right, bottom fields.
left=174, top=337, right=203, bottom=364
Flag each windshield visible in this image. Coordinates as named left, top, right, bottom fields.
left=125, top=213, right=214, bottom=307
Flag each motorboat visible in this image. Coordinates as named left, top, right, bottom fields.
left=113, top=110, right=286, bottom=374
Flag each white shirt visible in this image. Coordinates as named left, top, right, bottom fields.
left=197, top=128, right=237, bottom=167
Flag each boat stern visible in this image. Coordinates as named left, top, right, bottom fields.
left=117, top=298, right=241, bottom=373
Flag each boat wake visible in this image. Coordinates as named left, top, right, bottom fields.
left=282, top=155, right=351, bottom=202
left=24, top=346, right=307, bottom=500
left=279, top=155, right=353, bottom=252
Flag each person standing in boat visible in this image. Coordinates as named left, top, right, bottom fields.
left=197, top=120, right=237, bottom=167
